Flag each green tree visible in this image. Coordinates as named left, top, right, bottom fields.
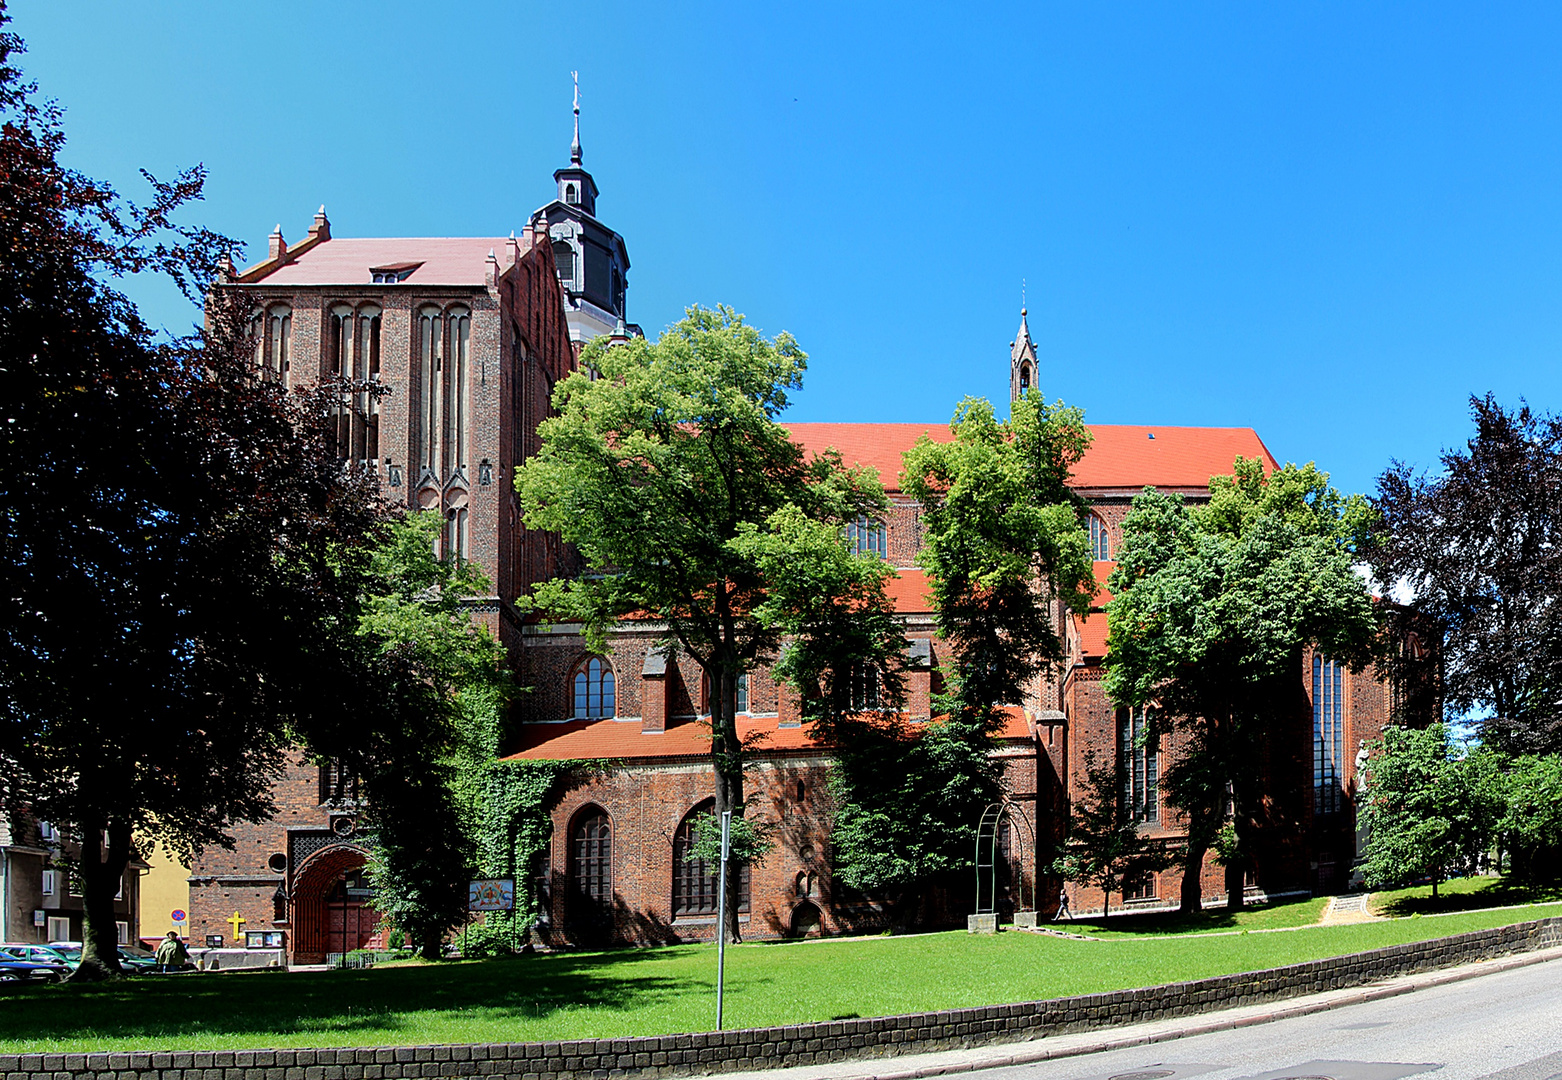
left=0, top=12, right=382, bottom=978
left=354, top=511, right=516, bottom=960
left=1359, top=724, right=1502, bottom=897
left=1105, top=459, right=1379, bottom=911
left=878, top=394, right=1094, bottom=909
left=1488, top=752, right=1562, bottom=883
left=516, top=306, right=884, bottom=941
left=1050, top=752, right=1171, bottom=918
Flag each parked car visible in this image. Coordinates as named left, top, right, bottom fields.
left=0, top=958, right=64, bottom=985
left=0, top=944, right=73, bottom=973
left=45, top=943, right=157, bottom=974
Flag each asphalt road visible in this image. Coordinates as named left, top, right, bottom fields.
left=969, top=955, right=1562, bottom=1080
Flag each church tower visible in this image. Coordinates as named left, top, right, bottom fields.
left=1010, top=308, right=1037, bottom=402
left=533, top=74, right=638, bottom=350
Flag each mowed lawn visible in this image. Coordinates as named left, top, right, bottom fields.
left=4, top=895, right=1562, bottom=1054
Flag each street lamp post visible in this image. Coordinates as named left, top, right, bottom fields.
left=715, top=809, right=731, bottom=1031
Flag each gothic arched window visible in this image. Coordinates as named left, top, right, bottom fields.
left=262, top=304, right=291, bottom=385
left=1088, top=513, right=1111, bottom=561
left=570, top=808, right=611, bottom=905
left=671, top=799, right=750, bottom=917
left=1019, top=363, right=1031, bottom=394
left=565, top=183, right=579, bottom=205
left=573, top=657, right=616, bottom=718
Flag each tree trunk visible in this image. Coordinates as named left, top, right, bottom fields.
left=419, top=932, right=443, bottom=961
left=1180, top=841, right=1207, bottom=915
left=69, top=818, right=131, bottom=982
left=710, top=663, right=745, bottom=945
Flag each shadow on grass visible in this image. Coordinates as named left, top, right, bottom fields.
left=0, top=945, right=710, bottom=1045
left=1374, top=878, right=1562, bottom=918
left=1065, top=894, right=1326, bottom=937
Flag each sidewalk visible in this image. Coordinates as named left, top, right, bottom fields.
left=715, top=943, right=1562, bottom=1080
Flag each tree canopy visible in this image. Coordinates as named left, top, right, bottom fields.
left=1370, top=395, right=1562, bottom=754
left=516, top=306, right=885, bottom=940
left=1105, top=458, right=1378, bottom=910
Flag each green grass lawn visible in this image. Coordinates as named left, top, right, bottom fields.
left=1371, top=875, right=1562, bottom=917
left=3, top=898, right=1561, bottom=1054
left=1066, top=893, right=1330, bottom=938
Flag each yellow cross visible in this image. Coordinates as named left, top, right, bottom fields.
left=226, top=910, right=246, bottom=941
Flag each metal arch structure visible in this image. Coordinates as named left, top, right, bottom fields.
left=973, top=800, right=1036, bottom=918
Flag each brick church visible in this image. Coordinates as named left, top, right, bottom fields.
left=188, top=115, right=1406, bottom=959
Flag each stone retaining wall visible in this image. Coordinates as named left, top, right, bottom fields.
left=7, top=916, right=1560, bottom=1080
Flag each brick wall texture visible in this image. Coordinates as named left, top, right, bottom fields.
left=7, top=916, right=1560, bottom=1080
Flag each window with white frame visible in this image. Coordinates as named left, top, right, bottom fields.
left=736, top=673, right=749, bottom=715
left=1119, top=706, right=1158, bottom=823
left=46, top=916, right=70, bottom=942
left=37, top=820, right=55, bottom=842
left=1088, top=513, right=1111, bottom=561
left=846, top=664, right=881, bottom=711
left=573, top=657, right=616, bottom=718
left=40, top=870, right=56, bottom=896
left=846, top=517, right=888, bottom=559
left=116, top=921, right=130, bottom=945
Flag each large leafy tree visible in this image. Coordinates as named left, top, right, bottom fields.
left=355, top=511, right=516, bottom=960
left=883, top=394, right=1094, bottom=907
left=0, top=12, right=385, bottom=979
left=1050, top=751, right=1172, bottom=918
left=1358, top=724, right=1502, bottom=897
left=1370, top=395, right=1562, bottom=754
left=1105, top=459, right=1378, bottom=911
left=517, top=306, right=884, bottom=941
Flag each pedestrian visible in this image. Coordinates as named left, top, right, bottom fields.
left=155, top=931, right=189, bottom=973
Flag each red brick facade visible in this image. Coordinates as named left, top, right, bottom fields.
left=191, top=198, right=1416, bottom=955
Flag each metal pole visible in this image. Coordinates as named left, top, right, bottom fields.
left=715, top=810, right=731, bottom=1031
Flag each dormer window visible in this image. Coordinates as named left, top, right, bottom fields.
left=565, top=183, right=579, bottom=205
left=553, top=241, right=576, bottom=286
left=369, top=262, right=421, bottom=284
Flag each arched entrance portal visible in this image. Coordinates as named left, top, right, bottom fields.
left=290, top=844, right=383, bottom=964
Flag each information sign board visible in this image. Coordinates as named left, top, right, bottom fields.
left=467, top=878, right=515, bottom=911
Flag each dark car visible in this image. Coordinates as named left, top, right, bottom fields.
left=0, top=958, right=64, bottom=985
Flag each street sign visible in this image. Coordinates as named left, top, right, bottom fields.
left=467, top=879, right=515, bottom=912
left=171, top=909, right=186, bottom=923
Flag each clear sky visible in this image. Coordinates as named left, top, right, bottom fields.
left=12, top=1, right=1562, bottom=495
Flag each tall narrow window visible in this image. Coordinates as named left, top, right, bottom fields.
left=1088, top=513, right=1111, bottom=561
left=445, top=307, right=470, bottom=476
left=570, top=809, right=612, bottom=905
left=265, top=305, right=292, bottom=385
left=445, top=506, right=469, bottom=562
left=418, top=307, right=443, bottom=477
left=736, top=673, right=749, bottom=715
left=846, top=517, right=888, bottom=558
left=573, top=657, right=616, bottom=718
left=329, top=305, right=354, bottom=460
left=671, top=799, right=751, bottom=917
left=1314, top=655, right=1344, bottom=814
left=565, top=183, right=579, bottom=205
left=1119, top=706, right=1158, bottom=823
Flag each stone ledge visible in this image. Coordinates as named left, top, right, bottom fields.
left=8, top=915, right=1561, bottom=1080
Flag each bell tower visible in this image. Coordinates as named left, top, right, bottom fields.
left=1010, top=308, right=1037, bottom=402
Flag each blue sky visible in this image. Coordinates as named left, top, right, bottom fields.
left=13, top=1, right=1562, bottom=495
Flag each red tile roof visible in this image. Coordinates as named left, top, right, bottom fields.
left=248, top=236, right=529, bottom=287
left=1090, top=560, right=1115, bottom=607
left=1074, top=612, right=1111, bottom=660
left=783, top=422, right=1277, bottom=494
left=506, top=714, right=823, bottom=762
left=506, top=705, right=1036, bottom=762
left=885, top=567, right=934, bottom=613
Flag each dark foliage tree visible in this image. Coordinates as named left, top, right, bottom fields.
left=1370, top=395, right=1562, bottom=754
left=0, top=12, right=382, bottom=979
left=517, top=306, right=885, bottom=942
